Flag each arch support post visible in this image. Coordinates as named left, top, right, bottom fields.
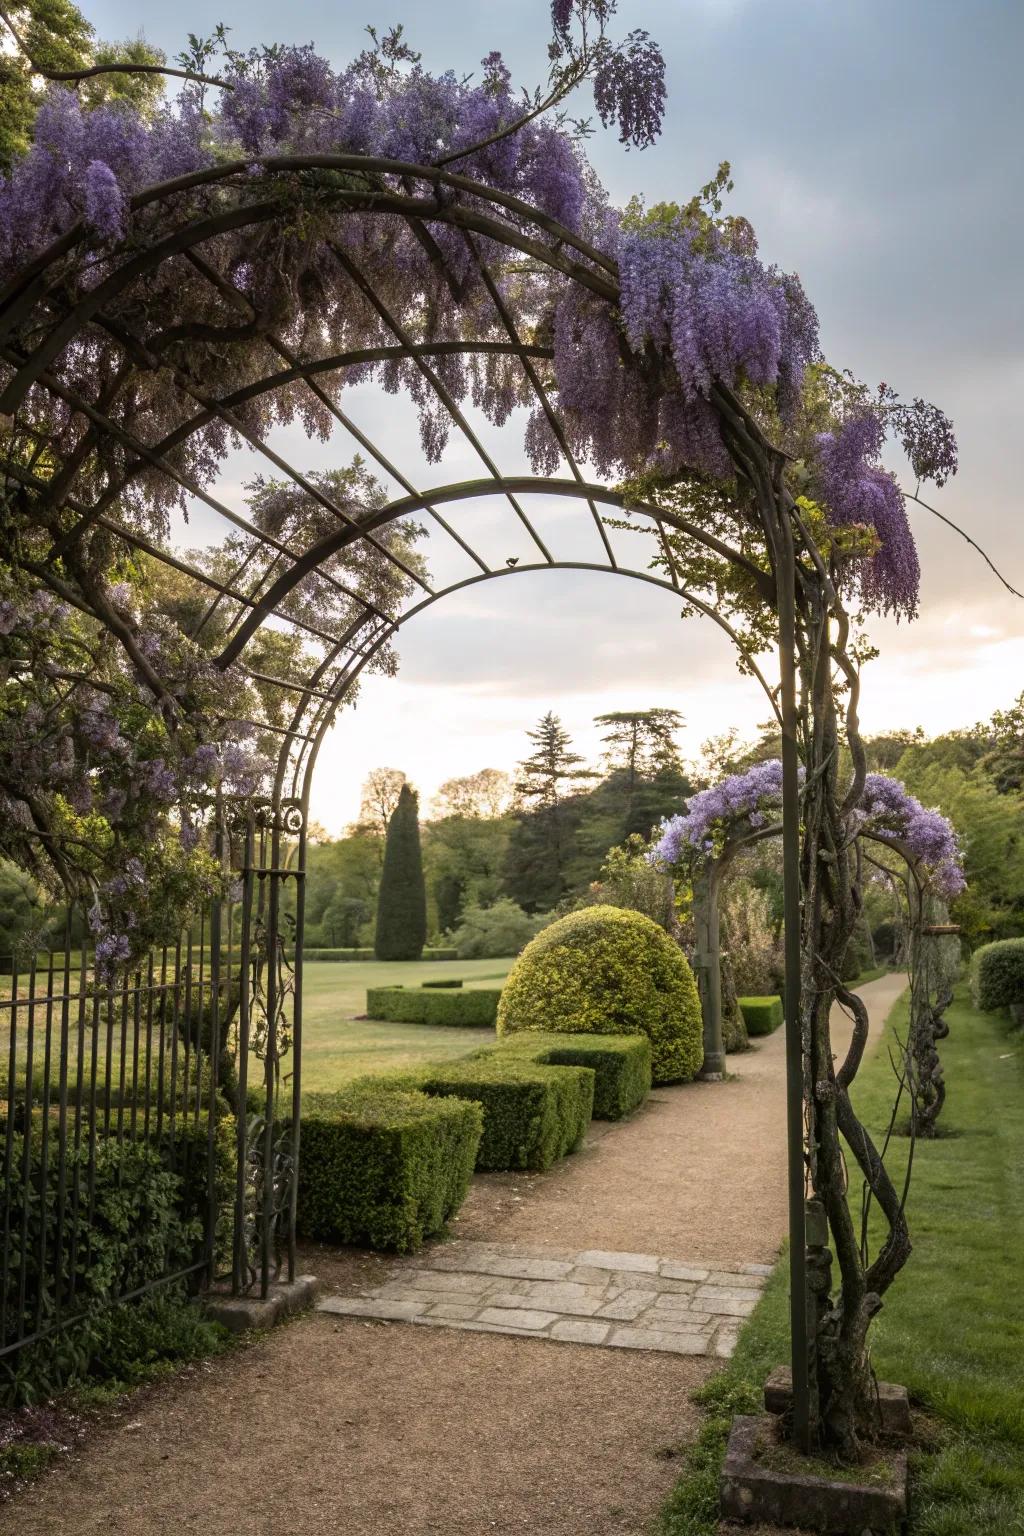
left=694, top=860, right=726, bottom=1078
left=777, top=521, right=814, bottom=1451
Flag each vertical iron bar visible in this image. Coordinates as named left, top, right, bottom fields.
left=260, top=816, right=282, bottom=1299
left=1, top=957, right=20, bottom=1345
left=34, top=950, right=55, bottom=1333
left=155, top=944, right=168, bottom=1141
left=233, top=817, right=254, bottom=1294
left=16, top=952, right=38, bottom=1334
left=288, top=820, right=306, bottom=1283
left=69, top=918, right=89, bottom=1305
left=168, top=936, right=182, bottom=1153
left=206, top=818, right=223, bottom=1283
left=777, top=511, right=811, bottom=1452
left=143, top=949, right=155, bottom=1139
left=53, top=922, right=73, bottom=1327
left=128, top=967, right=142, bottom=1138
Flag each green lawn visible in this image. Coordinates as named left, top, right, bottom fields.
left=657, top=984, right=1024, bottom=1536
left=297, top=957, right=513, bottom=1095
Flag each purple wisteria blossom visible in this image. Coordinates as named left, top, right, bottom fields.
left=83, top=159, right=127, bottom=241
left=651, top=759, right=789, bottom=864
left=813, top=413, right=921, bottom=618
left=857, top=773, right=965, bottom=898
left=593, top=31, right=666, bottom=150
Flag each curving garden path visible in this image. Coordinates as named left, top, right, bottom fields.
left=2, top=973, right=906, bottom=1536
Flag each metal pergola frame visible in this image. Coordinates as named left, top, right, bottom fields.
left=0, top=152, right=813, bottom=1438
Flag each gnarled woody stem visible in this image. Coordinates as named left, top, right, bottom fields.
left=724, top=428, right=914, bottom=1460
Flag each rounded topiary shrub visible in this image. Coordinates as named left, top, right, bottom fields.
left=496, top=906, right=703, bottom=1084
left=970, top=937, right=1024, bottom=1016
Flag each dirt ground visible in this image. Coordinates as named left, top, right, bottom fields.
left=3, top=973, right=906, bottom=1536
left=2, top=1318, right=711, bottom=1536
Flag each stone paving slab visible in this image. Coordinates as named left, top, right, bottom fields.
left=317, top=1241, right=770, bottom=1359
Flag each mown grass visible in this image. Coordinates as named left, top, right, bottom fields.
left=0, top=958, right=514, bottom=1102
left=298, top=957, right=511, bottom=1093
left=656, top=985, right=1024, bottom=1535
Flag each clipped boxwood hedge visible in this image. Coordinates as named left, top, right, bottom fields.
left=381, top=1058, right=595, bottom=1172
left=479, top=1032, right=651, bottom=1120
left=297, top=1086, right=482, bottom=1251
left=365, top=986, right=500, bottom=1027
left=497, top=906, right=702, bottom=1084
left=739, top=995, right=784, bottom=1036
left=422, top=978, right=463, bottom=989
left=970, top=938, right=1024, bottom=1015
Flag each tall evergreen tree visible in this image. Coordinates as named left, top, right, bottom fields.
left=505, top=712, right=594, bottom=910
left=374, top=784, right=427, bottom=960
left=593, top=707, right=687, bottom=839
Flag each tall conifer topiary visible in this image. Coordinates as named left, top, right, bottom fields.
left=374, top=783, right=427, bottom=960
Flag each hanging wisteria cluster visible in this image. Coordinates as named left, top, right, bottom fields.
left=0, top=5, right=955, bottom=620
left=856, top=772, right=965, bottom=898
left=650, top=759, right=789, bottom=862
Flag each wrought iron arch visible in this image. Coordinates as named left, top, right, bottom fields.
left=1, top=149, right=821, bottom=1430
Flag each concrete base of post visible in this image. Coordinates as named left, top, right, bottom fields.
left=200, top=1274, right=321, bottom=1334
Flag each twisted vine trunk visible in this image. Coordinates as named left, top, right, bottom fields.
left=908, top=896, right=957, bottom=1137
left=715, top=394, right=915, bottom=1460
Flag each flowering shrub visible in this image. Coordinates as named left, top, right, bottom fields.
left=651, top=760, right=788, bottom=864
left=856, top=773, right=965, bottom=898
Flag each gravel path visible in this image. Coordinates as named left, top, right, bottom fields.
left=446, top=971, right=909, bottom=1265
left=4, top=973, right=906, bottom=1536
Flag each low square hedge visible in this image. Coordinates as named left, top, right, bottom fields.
left=421, top=978, right=463, bottom=989
left=739, top=995, right=784, bottom=1036
left=382, top=1058, right=595, bottom=1172
left=478, top=1032, right=651, bottom=1120
left=365, top=986, right=501, bottom=1027
left=297, top=1086, right=482, bottom=1251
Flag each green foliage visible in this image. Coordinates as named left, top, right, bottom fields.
left=969, top=938, right=1024, bottom=1015
left=0, top=1110, right=233, bottom=1401
left=840, top=919, right=875, bottom=983
left=895, top=752, right=1024, bottom=943
left=421, top=977, right=463, bottom=988
left=497, top=906, right=703, bottom=1085
left=588, top=834, right=679, bottom=932
left=400, top=1058, right=595, bottom=1172
left=365, top=985, right=501, bottom=1027
left=721, top=877, right=784, bottom=995
left=505, top=711, right=594, bottom=911
left=659, top=988, right=1024, bottom=1535
left=0, top=1112, right=232, bottom=1403
left=483, top=1031, right=651, bottom=1120
left=303, top=830, right=381, bottom=947
left=1, top=1284, right=230, bottom=1417
left=296, top=1086, right=481, bottom=1251
left=0, top=859, right=43, bottom=970
left=872, top=920, right=902, bottom=961
left=374, top=784, right=427, bottom=961
left=738, top=995, right=783, bottom=1036
left=721, top=1008, right=750, bottom=1053
left=0, top=0, right=95, bottom=169
left=450, top=897, right=544, bottom=959
left=423, top=801, right=513, bottom=931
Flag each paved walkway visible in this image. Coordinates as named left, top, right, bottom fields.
left=320, top=1241, right=771, bottom=1357
left=5, top=973, right=907, bottom=1536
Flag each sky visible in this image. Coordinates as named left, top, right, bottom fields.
left=86, top=0, right=1024, bottom=831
